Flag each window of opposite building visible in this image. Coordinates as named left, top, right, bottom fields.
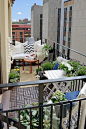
left=69, top=27, right=71, bottom=32
left=58, top=9, right=61, bottom=15
left=19, top=28, right=23, bottom=30
left=69, top=17, right=72, bottom=22
left=40, top=14, right=43, bottom=18
left=20, top=36, right=22, bottom=38
left=64, top=27, right=66, bottom=32
left=12, top=32, right=15, bottom=35
left=68, top=37, right=71, bottom=42
left=63, top=36, right=66, bottom=41
left=58, top=17, right=61, bottom=24
left=70, top=6, right=72, bottom=11
left=57, top=35, right=60, bottom=42
left=64, top=8, right=67, bottom=13
left=20, top=32, right=23, bottom=35
left=12, top=40, right=15, bottom=43
left=57, top=26, right=60, bottom=32
left=64, top=18, right=67, bottom=22
left=12, top=36, right=15, bottom=39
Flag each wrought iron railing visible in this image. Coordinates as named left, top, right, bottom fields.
left=0, top=76, right=86, bottom=129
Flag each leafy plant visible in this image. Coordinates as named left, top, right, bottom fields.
left=14, top=66, right=20, bottom=69
left=51, top=90, right=67, bottom=103
left=14, top=102, right=60, bottom=129
left=36, top=68, right=42, bottom=73
left=67, top=59, right=80, bottom=71
left=41, top=61, right=56, bottom=70
left=76, top=65, right=86, bottom=76
left=9, top=70, right=20, bottom=79
left=59, top=62, right=71, bottom=75
left=42, top=44, right=51, bottom=57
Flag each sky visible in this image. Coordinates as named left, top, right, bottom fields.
left=12, top=0, right=43, bottom=22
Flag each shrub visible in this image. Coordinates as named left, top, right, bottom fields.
left=41, top=61, right=56, bottom=70
left=9, top=70, right=20, bottom=79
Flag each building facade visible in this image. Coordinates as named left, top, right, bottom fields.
left=31, top=0, right=86, bottom=63
left=12, top=24, right=31, bottom=44
left=31, top=4, right=43, bottom=41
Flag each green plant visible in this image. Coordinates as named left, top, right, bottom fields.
left=76, top=65, right=86, bottom=76
left=42, top=44, right=51, bottom=57
left=10, top=78, right=20, bottom=83
left=67, top=59, right=80, bottom=71
left=14, top=66, right=20, bottom=69
left=59, top=62, right=71, bottom=75
left=51, top=90, right=67, bottom=103
left=9, top=70, right=20, bottom=79
left=36, top=68, right=42, bottom=73
left=41, top=61, right=56, bottom=70
left=14, top=102, right=60, bottom=129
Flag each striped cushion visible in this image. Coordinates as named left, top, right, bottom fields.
left=24, top=44, right=34, bottom=54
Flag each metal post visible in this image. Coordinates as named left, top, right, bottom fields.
left=53, top=42, right=55, bottom=60
left=39, top=84, right=43, bottom=129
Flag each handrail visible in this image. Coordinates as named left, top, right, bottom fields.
left=0, top=75, right=86, bottom=88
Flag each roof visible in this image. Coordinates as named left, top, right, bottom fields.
left=12, top=24, right=31, bottom=28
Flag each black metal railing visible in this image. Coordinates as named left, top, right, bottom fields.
left=0, top=76, right=86, bottom=129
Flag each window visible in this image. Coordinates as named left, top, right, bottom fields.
left=12, top=40, right=15, bottom=43
left=69, top=17, right=72, bottom=22
left=63, top=46, right=65, bottom=50
left=57, top=35, right=60, bottom=42
left=64, top=27, right=66, bottom=32
left=68, top=37, right=71, bottom=42
left=63, top=36, right=66, bottom=41
left=12, top=32, right=15, bottom=35
left=20, top=32, right=23, bottom=35
left=40, top=19, right=42, bottom=25
left=58, top=17, right=61, bottom=24
left=57, top=26, right=60, bottom=32
left=64, top=8, right=67, bottom=13
left=19, top=28, right=23, bottom=30
left=28, top=32, right=31, bottom=34
left=70, top=6, right=72, bottom=11
left=40, top=14, right=43, bottom=18
left=20, top=36, right=22, bottom=38
left=69, top=27, right=71, bottom=32
left=58, top=9, right=61, bottom=15
left=28, top=28, right=30, bottom=30
left=57, top=44, right=59, bottom=49
left=64, top=18, right=67, bottom=22
left=12, top=36, right=15, bottom=39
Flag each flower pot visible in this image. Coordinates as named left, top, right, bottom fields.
left=55, top=104, right=67, bottom=118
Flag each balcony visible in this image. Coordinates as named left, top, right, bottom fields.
left=0, top=37, right=86, bottom=129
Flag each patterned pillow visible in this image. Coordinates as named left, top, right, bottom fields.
left=24, top=44, right=34, bottom=54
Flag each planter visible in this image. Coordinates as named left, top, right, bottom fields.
left=55, top=104, right=67, bottom=118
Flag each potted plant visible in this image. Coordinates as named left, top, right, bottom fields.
left=42, top=44, right=51, bottom=57
left=51, top=90, right=67, bottom=118
left=36, top=68, right=42, bottom=74
left=41, top=61, right=56, bottom=71
left=9, top=70, right=20, bottom=83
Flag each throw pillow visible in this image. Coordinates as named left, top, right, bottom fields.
left=15, top=41, right=20, bottom=46
left=34, top=40, right=41, bottom=50
left=12, top=44, right=21, bottom=55
left=37, top=43, right=46, bottom=52
left=24, top=44, right=34, bottom=54
left=52, top=63, right=59, bottom=70
left=21, top=41, right=28, bottom=53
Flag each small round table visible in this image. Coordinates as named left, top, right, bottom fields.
left=23, top=58, right=39, bottom=73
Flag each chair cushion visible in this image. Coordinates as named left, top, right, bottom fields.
left=52, top=63, right=59, bottom=70
left=12, top=53, right=30, bottom=60
left=37, top=43, right=46, bottom=52
left=21, top=41, right=28, bottom=53
left=34, top=40, right=41, bottom=50
left=65, top=91, right=80, bottom=106
left=24, top=44, right=34, bottom=54
left=12, top=45, right=21, bottom=55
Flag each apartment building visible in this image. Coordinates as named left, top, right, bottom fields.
left=12, top=24, right=31, bottom=44
left=31, top=3, right=43, bottom=41
left=31, top=0, right=86, bottom=63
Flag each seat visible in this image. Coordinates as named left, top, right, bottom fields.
left=62, top=83, right=86, bottom=129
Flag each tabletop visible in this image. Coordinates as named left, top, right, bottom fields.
left=44, top=70, right=66, bottom=79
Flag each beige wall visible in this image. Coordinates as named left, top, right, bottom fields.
left=0, top=0, right=12, bottom=84
left=31, top=5, right=43, bottom=41
left=43, top=0, right=61, bottom=47
left=70, top=0, right=86, bottom=64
